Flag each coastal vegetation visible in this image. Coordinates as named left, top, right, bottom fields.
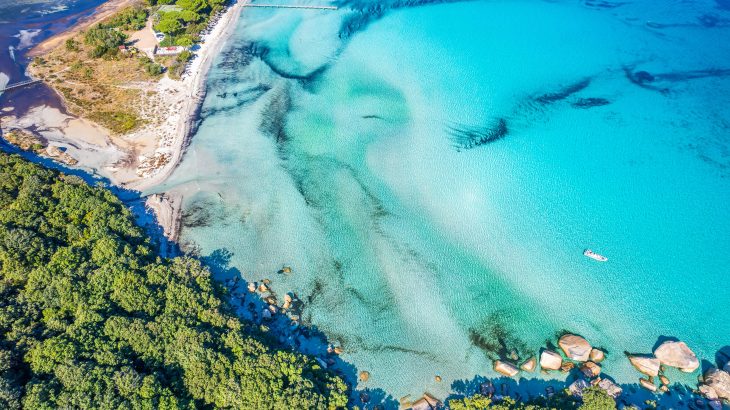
left=0, top=153, right=348, bottom=409
left=447, top=387, right=616, bottom=410
left=28, top=0, right=225, bottom=134
left=151, top=0, right=227, bottom=47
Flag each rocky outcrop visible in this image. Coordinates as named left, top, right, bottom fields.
left=540, top=350, right=563, bottom=371
left=359, top=371, right=370, bottom=382
left=590, top=348, right=605, bottom=363
left=493, top=360, right=519, bottom=377
left=654, top=341, right=699, bottom=372
left=701, top=368, right=730, bottom=401
left=639, top=378, right=657, bottom=392
left=411, top=393, right=441, bottom=410
left=569, top=379, right=590, bottom=397
left=559, top=334, right=592, bottom=361
left=520, top=356, right=537, bottom=372
left=628, top=355, right=661, bottom=377
left=581, top=361, right=601, bottom=378
left=596, top=378, right=623, bottom=399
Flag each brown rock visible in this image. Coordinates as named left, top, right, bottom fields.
left=654, top=341, right=699, bottom=372
left=580, top=361, right=601, bottom=378
left=628, top=355, right=661, bottom=377
left=493, top=360, right=519, bottom=377
left=520, top=356, right=537, bottom=372
left=589, top=348, right=605, bottom=363
left=569, top=379, right=590, bottom=397
left=247, top=282, right=256, bottom=292
left=659, top=375, right=670, bottom=386
left=359, top=371, right=370, bottom=382
left=333, top=346, right=344, bottom=355
left=560, top=361, right=575, bottom=373
left=540, top=350, right=563, bottom=371
left=435, top=375, right=442, bottom=382
left=700, top=384, right=719, bottom=400
left=559, top=334, right=592, bottom=362
left=639, top=378, right=657, bottom=392
left=281, top=266, right=292, bottom=273
left=703, top=367, right=730, bottom=401
left=411, top=393, right=441, bottom=410
left=597, top=378, right=623, bottom=399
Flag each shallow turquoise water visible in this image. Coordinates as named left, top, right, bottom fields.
left=154, top=0, right=730, bottom=400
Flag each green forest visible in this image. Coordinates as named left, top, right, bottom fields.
left=0, top=153, right=348, bottom=409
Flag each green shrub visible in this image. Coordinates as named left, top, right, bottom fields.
left=65, top=38, right=79, bottom=52
left=84, top=26, right=127, bottom=58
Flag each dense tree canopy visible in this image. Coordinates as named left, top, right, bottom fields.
left=154, top=0, right=226, bottom=46
left=0, top=153, right=348, bottom=409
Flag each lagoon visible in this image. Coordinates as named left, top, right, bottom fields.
left=153, top=0, right=730, bottom=400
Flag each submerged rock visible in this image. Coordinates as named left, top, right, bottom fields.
left=520, top=356, right=537, bottom=372
left=628, top=355, right=661, bottom=377
left=635, top=70, right=655, bottom=83
left=702, top=368, right=730, bottom=401
left=359, top=371, right=370, bottom=382
left=654, top=341, right=699, bottom=372
left=559, top=334, right=592, bottom=361
left=247, top=282, right=256, bottom=293
left=435, top=375, right=442, bottom=382
left=540, top=350, right=563, bottom=371
left=659, top=375, right=670, bottom=386
left=494, top=360, right=519, bottom=377
left=590, top=348, right=605, bottom=363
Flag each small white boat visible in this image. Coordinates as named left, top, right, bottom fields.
left=583, top=249, right=608, bottom=262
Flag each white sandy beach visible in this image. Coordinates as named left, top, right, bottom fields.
left=1, top=0, right=248, bottom=240
left=129, top=0, right=248, bottom=192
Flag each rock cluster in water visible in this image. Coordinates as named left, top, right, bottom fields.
left=485, top=333, right=729, bottom=408
left=654, top=340, right=700, bottom=372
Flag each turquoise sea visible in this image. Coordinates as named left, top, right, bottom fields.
left=153, top=0, right=730, bottom=402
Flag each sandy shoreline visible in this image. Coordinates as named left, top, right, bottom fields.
left=28, top=0, right=142, bottom=57
left=131, top=0, right=248, bottom=241
left=129, top=0, right=248, bottom=193
left=3, top=0, right=248, bottom=241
